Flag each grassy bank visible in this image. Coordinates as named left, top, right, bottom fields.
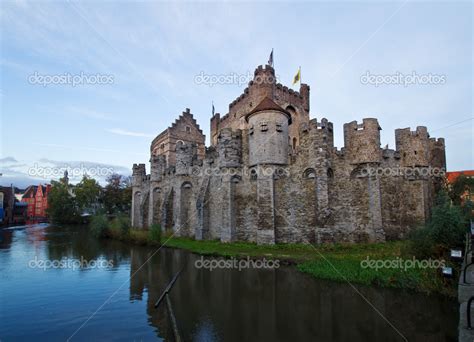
left=162, top=236, right=457, bottom=297
left=91, top=215, right=457, bottom=297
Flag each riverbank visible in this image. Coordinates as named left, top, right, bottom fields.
left=100, top=220, right=457, bottom=297
left=162, top=236, right=456, bottom=297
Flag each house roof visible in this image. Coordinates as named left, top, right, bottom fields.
left=446, top=170, right=474, bottom=184
left=151, top=109, right=204, bottom=148
left=22, top=185, right=50, bottom=199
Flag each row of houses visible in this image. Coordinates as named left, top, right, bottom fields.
left=0, top=184, right=51, bottom=226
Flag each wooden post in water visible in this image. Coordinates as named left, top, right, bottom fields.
left=154, top=268, right=183, bottom=341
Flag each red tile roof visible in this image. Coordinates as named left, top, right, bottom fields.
left=446, top=170, right=474, bottom=183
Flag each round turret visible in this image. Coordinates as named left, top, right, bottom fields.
left=246, top=97, right=291, bottom=166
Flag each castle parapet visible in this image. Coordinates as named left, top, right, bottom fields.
left=343, top=118, right=382, bottom=164
left=299, top=118, right=334, bottom=149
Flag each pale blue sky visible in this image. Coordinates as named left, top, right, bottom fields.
left=1, top=0, right=472, bottom=187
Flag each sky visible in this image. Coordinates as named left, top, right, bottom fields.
left=0, top=0, right=472, bottom=188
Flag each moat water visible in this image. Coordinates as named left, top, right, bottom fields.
left=0, top=224, right=458, bottom=341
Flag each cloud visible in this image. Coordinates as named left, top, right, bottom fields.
left=0, top=156, right=18, bottom=163
left=0, top=156, right=131, bottom=187
left=67, top=106, right=116, bottom=121
left=106, top=128, right=154, bottom=138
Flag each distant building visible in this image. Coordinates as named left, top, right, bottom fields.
left=22, top=184, right=51, bottom=219
left=0, top=186, right=15, bottom=225
left=446, top=170, right=474, bottom=203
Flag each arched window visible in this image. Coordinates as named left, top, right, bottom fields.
left=350, top=166, right=367, bottom=179
left=181, top=181, right=192, bottom=189
left=303, top=168, right=316, bottom=179
left=176, top=140, right=185, bottom=151
left=327, top=168, right=334, bottom=179
left=293, top=137, right=297, bottom=150
left=231, top=175, right=241, bottom=183
left=286, top=105, right=297, bottom=118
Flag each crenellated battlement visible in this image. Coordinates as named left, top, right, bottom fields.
left=299, top=118, right=334, bottom=149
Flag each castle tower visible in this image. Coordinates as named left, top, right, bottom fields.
left=248, top=64, right=276, bottom=101
left=395, top=126, right=430, bottom=167
left=217, top=128, right=242, bottom=168
left=210, top=64, right=310, bottom=149
left=131, top=163, right=146, bottom=228
left=429, top=137, right=446, bottom=170
left=175, top=142, right=197, bottom=175
left=245, top=97, right=291, bottom=166
left=150, top=155, right=166, bottom=182
left=343, top=118, right=382, bottom=164
left=132, top=164, right=146, bottom=187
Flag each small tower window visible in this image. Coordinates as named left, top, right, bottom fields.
left=160, top=143, right=165, bottom=149
left=249, top=125, right=254, bottom=135
left=276, top=122, right=283, bottom=132
left=260, top=121, right=268, bottom=132
left=186, top=126, right=191, bottom=133
left=250, top=169, right=257, bottom=181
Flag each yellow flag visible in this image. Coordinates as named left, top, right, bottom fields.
left=292, top=67, right=301, bottom=85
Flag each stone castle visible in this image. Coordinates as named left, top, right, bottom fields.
left=131, top=64, right=446, bottom=244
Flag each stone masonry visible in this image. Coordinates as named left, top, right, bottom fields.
left=131, top=64, right=446, bottom=245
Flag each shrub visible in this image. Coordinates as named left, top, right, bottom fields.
left=408, top=191, right=468, bottom=258
left=110, top=215, right=130, bottom=235
left=407, top=226, right=437, bottom=259
left=129, top=229, right=149, bottom=245
left=149, top=224, right=161, bottom=243
left=90, top=214, right=109, bottom=238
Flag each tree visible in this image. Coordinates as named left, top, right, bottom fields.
left=409, top=190, right=468, bottom=258
left=74, top=175, right=102, bottom=213
left=101, top=174, right=132, bottom=214
left=47, top=180, right=79, bottom=224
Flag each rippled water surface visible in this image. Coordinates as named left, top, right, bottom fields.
left=0, top=224, right=458, bottom=341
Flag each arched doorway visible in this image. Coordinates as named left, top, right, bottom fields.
left=163, top=188, right=174, bottom=232
left=180, top=182, right=193, bottom=235
left=152, top=187, right=161, bottom=225
left=133, top=191, right=142, bottom=227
